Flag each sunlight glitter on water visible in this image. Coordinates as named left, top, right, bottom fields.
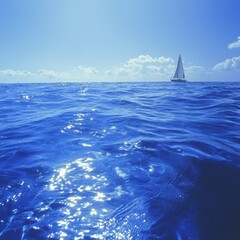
left=45, top=153, right=146, bottom=239
left=46, top=156, right=115, bottom=239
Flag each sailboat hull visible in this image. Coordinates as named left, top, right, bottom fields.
left=171, top=79, right=187, bottom=82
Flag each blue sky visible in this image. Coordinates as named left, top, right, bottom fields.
left=0, top=0, right=240, bottom=82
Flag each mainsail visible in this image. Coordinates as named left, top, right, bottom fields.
left=171, top=54, right=186, bottom=82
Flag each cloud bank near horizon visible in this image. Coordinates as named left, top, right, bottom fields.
left=1, top=48, right=238, bottom=83
left=0, top=54, right=209, bottom=82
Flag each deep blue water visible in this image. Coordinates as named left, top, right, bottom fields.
left=0, top=82, right=240, bottom=240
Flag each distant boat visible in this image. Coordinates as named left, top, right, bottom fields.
left=171, top=54, right=187, bottom=82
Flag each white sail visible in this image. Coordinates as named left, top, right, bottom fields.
left=171, top=54, right=186, bottom=82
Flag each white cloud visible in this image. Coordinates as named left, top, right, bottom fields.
left=127, top=55, right=173, bottom=64
left=38, top=69, right=71, bottom=80
left=228, top=36, right=240, bottom=49
left=38, top=66, right=99, bottom=81
left=213, top=56, right=240, bottom=71
left=38, top=69, right=61, bottom=78
left=0, top=69, right=32, bottom=77
left=106, top=55, right=175, bottom=81
left=77, top=66, right=98, bottom=75
left=0, top=66, right=99, bottom=82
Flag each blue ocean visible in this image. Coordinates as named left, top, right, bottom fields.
left=0, top=82, right=240, bottom=240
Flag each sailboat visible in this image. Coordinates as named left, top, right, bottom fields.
left=171, top=54, right=187, bottom=82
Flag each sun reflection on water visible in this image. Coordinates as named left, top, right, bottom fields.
left=47, top=155, right=115, bottom=239
left=46, top=151, right=150, bottom=239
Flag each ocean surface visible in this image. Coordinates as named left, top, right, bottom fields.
left=0, top=82, right=240, bottom=240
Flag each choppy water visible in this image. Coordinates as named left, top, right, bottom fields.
left=0, top=82, right=240, bottom=240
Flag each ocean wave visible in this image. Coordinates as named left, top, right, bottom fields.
left=0, top=82, right=240, bottom=239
